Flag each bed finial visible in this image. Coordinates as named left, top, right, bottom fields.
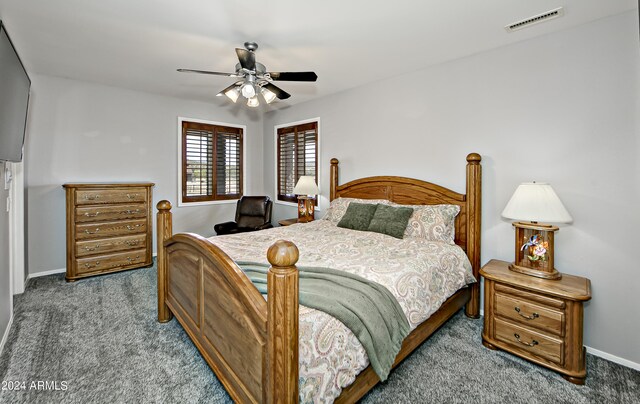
left=157, top=200, right=172, bottom=211
left=466, top=152, right=481, bottom=164
left=267, top=240, right=299, bottom=267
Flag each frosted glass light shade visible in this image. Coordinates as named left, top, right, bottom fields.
left=222, top=87, right=240, bottom=103
left=246, top=96, right=259, bottom=107
left=261, top=87, right=277, bottom=104
left=292, top=176, right=319, bottom=195
left=241, top=82, right=256, bottom=98
left=502, top=182, right=572, bottom=223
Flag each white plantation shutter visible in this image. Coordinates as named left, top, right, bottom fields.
left=277, top=121, right=318, bottom=203
left=182, top=121, right=243, bottom=202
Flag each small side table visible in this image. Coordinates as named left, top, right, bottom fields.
left=278, top=218, right=299, bottom=227
left=481, top=259, right=591, bottom=384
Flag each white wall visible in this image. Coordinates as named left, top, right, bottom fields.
left=24, top=75, right=264, bottom=275
left=264, top=12, right=640, bottom=364
left=0, top=163, right=11, bottom=353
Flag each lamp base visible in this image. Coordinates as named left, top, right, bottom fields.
left=508, top=262, right=562, bottom=280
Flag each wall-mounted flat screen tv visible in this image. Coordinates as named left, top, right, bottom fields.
left=0, top=21, right=31, bottom=162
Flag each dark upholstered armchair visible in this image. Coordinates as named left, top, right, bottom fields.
left=214, top=196, right=274, bottom=236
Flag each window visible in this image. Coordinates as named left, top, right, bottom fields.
left=276, top=120, right=318, bottom=203
left=181, top=119, right=243, bottom=204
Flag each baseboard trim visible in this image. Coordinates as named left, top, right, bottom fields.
left=28, top=268, right=66, bottom=279
left=586, top=346, right=640, bottom=371
left=0, top=313, right=14, bottom=357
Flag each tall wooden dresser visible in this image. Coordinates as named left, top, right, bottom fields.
left=63, top=183, right=154, bottom=282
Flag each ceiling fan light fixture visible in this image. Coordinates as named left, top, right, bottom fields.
left=247, top=95, right=260, bottom=107
left=223, top=87, right=240, bottom=103
left=241, top=82, right=256, bottom=98
left=261, top=87, right=277, bottom=104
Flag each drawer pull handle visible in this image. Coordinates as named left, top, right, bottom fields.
left=122, top=209, right=140, bottom=214
left=83, top=195, right=100, bottom=201
left=84, top=228, right=100, bottom=234
left=84, top=261, right=101, bottom=269
left=84, top=212, right=100, bottom=217
left=126, top=193, right=139, bottom=200
left=83, top=244, right=100, bottom=251
left=514, top=307, right=539, bottom=320
left=126, top=256, right=140, bottom=262
left=125, top=240, right=140, bottom=246
left=513, top=333, right=538, bottom=347
left=126, top=225, right=141, bottom=231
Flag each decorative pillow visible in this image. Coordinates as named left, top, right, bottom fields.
left=337, top=202, right=379, bottom=231
left=402, top=204, right=460, bottom=244
left=322, top=197, right=391, bottom=224
left=367, top=204, right=414, bottom=239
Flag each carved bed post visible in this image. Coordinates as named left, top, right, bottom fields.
left=330, top=158, right=339, bottom=202
left=266, top=240, right=300, bottom=404
left=465, top=153, right=482, bottom=318
left=157, top=200, right=173, bottom=323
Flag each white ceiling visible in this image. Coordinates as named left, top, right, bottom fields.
left=0, top=0, right=636, bottom=109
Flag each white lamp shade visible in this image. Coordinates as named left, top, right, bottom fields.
left=292, top=176, right=319, bottom=195
left=501, top=182, right=572, bottom=223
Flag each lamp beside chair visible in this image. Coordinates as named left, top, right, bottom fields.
left=293, top=176, right=319, bottom=223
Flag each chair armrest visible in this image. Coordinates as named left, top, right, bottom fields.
left=214, top=221, right=239, bottom=235
left=257, top=223, right=274, bottom=230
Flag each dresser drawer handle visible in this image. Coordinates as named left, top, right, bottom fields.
left=83, top=244, right=100, bottom=251
left=84, top=228, right=100, bottom=235
left=126, top=225, right=141, bottom=231
left=513, top=333, right=539, bottom=347
left=126, top=193, right=139, bottom=200
left=83, top=195, right=100, bottom=201
left=84, top=261, right=101, bottom=269
left=122, top=209, right=140, bottom=214
left=126, top=255, right=140, bottom=262
left=125, top=240, right=140, bottom=246
left=84, top=212, right=100, bottom=217
left=514, top=307, right=539, bottom=320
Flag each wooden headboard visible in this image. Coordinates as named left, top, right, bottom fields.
left=329, top=153, right=482, bottom=318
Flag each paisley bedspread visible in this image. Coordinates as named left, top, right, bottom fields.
left=207, top=220, right=474, bottom=403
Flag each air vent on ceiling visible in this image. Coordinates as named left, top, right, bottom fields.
left=505, top=7, right=564, bottom=32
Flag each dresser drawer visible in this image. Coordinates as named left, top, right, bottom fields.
left=495, top=292, right=565, bottom=336
left=494, top=318, right=564, bottom=365
left=75, top=204, right=147, bottom=223
left=75, top=188, right=148, bottom=205
left=76, top=219, right=147, bottom=240
left=76, top=249, right=147, bottom=275
left=76, top=234, right=147, bottom=257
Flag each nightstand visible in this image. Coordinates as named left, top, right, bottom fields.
left=481, top=259, right=591, bottom=384
left=278, top=218, right=299, bottom=227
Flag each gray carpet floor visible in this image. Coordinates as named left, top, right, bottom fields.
left=0, top=262, right=638, bottom=404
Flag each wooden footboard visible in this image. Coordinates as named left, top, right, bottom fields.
left=157, top=201, right=299, bottom=403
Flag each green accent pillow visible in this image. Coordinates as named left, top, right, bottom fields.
left=368, top=204, right=414, bottom=239
left=337, top=202, right=378, bottom=231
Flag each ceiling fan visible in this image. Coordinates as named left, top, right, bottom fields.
left=178, top=42, right=318, bottom=107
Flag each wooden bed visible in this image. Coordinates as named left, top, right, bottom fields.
left=156, top=153, right=482, bottom=403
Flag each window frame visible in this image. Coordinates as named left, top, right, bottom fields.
left=273, top=117, right=321, bottom=209
left=177, top=117, right=246, bottom=207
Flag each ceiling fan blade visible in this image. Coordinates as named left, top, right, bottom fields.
left=236, top=48, right=256, bottom=71
left=263, top=83, right=291, bottom=100
left=177, top=69, right=239, bottom=77
left=268, top=71, right=317, bottom=82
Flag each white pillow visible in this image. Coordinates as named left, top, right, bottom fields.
left=401, top=204, right=460, bottom=244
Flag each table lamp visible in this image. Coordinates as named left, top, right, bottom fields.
left=501, top=182, right=572, bottom=280
left=292, top=176, right=319, bottom=223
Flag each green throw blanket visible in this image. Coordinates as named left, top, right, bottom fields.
left=236, top=261, right=411, bottom=381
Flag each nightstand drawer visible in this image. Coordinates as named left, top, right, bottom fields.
left=495, top=318, right=564, bottom=366
left=495, top=293, right=565, bottom=336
